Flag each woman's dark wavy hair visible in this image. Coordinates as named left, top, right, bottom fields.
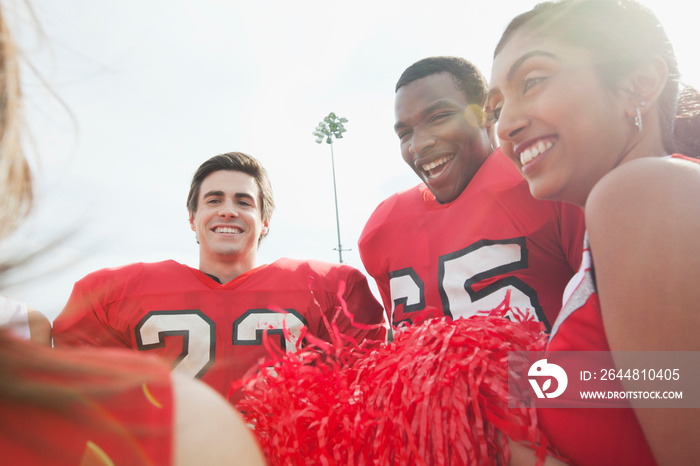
left=673, top=84, right=700, bottom=158
left=494, top=0, right=681, bottom=154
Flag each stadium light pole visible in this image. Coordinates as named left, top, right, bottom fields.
left=313, top=112, right=350, bottom=263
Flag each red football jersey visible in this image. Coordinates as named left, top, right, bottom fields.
left=539, top=239, right=656, bottom=466
left=1, top=348, right=173, bottom=465
left=359, top=149, right=584, bottom=331
left=53, top=258, right=386, bottom=403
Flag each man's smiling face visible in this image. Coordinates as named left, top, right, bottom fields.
left=394, top=72, right=492, bottom=203
left=189, top=170, right=268, bottom=265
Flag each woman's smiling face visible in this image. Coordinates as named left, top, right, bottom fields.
left=488, top=30, right=634, bottom=207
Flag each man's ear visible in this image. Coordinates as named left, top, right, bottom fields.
left=260, top=220, right=270, bottom=237
left=623, top=56, right=669, bottom=117
left=486, top=124, right=498, bottom=151
left=481, top=105, right=499, bottom=150
left=464, top=104, right=486, bottom=127
left=189, top=213, right=196, bottom=232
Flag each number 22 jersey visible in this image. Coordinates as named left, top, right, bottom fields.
left=53, top=258, right=386, bottom=403
left=359, top=148, right=585, bottom=330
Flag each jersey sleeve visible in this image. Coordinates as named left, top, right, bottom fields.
left=338, top=266, right=387, bottom=343
left=358, top=245, right=393, bottom=316
left=53, top=273, right=128, bottom=349
left=306, top=262, right=387, bottom=345
left=358, top=200, right=396, bottom=315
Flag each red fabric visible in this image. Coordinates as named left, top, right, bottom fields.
left=53, top=258, right=386, bottom=403
left=540, top=240, right=657, bottom=466
left=237, top=298, right=550, bottom=466
left=0, top=347, right=173, bottom=465
left=359, top=148, right=584, bottom=332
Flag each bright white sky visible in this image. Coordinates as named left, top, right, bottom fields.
left=2, top=0, right=697, bottom=321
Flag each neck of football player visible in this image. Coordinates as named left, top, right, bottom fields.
left=199, top=250, right=257, bottom=284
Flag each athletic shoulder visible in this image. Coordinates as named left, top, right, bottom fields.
left=586, top=155, right=700, bottom=351
left=172, top=373, right=265, bottom=466
left=269, top=257, right=362, bottom=278
left=75, top=260, right=182, bottom=287
left=587, top=155, right=700, bottom=223
left=26, top=307, right=52, bottom=345
left=360, top=184, right=427, bottom=250
left=365, top=185, right=425, bottom=223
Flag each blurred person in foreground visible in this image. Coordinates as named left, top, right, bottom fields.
left=0, top=1, right=50, bottom=345
left=0, top=6, right=265, bottom=465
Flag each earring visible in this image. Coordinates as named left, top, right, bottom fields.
left=634, top=102, right=646, bottom=133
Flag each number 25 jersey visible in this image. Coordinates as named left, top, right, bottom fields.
left=53, top=258, right=386, bottom=402
left=359, top=149, right=585, bottom=331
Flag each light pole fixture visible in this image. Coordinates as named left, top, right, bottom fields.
left=313, top=112, right=350, bottom=263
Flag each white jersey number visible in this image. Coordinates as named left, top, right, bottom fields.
left=233, top=309, right=307, bottom=353
left=389, top=238, right=547, bottom=329
left=135, top=310, right=215, bottom=379
left=136, top=308, right=307, bottom=379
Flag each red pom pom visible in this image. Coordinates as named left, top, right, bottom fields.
left=237, top=299, right=550, bottom=465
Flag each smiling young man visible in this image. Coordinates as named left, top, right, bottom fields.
left=359, top=57, right=585, bottom=331
left=53, top=152, right=386, bottom=403
left=186, top=162, right=271, bottom=284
